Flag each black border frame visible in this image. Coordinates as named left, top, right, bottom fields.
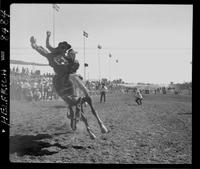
left=1, top=0, right=198, bottom=168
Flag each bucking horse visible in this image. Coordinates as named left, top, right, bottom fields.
left=30, top=31, right=108, bottom=139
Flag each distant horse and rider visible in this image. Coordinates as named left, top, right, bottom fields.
left=30, top=31, right=108, bottom=139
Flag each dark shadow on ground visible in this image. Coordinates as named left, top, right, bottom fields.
left=50, top=105, right=67, bottom=109
left=178, top=112, right=192, bottom=115
left=10, top=134, right=67, bottom=156
left=126, top=102, right=142, bottom=106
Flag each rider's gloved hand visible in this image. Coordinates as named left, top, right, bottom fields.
left=46, top=31, right=51, bottom=37
left=30, top=36, right=37, bottom=49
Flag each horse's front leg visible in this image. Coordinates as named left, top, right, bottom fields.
left=84, top=96, right=108, bottom=134
left=80, top=112, right=96, bottom=139
left=69, top=106, right=77, bottom=131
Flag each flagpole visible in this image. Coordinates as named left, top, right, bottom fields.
left=87, top=69, right=89, bottom=81
left=109, top=54, right=111, bottom=81
left=116, top=59, right=119, bottom=81
left=53, top=4, right=55, bottom=47
left=98, top=47, right=101, bottom=82
left=83, top=34, right=86, bottom=81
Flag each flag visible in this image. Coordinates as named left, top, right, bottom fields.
left=109, top=53, right=112, bottom=58
left=84, top=63, right=89, bottom=67
left=83, top=31, right=88, bottom=38
left=98, top=45, right=102, bottom=49
left=116, top=59, right=118, bottom=63
left=53, top=4, right=60, bottom=12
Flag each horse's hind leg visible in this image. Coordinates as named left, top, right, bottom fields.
left=80, top=112, right=96, bottom=139
left=84, top=96, right=108, bottom=134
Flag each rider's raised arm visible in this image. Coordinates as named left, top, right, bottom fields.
left=46, top=31, right=56, bottom=52
left=30, top=36, right=51, bottom=60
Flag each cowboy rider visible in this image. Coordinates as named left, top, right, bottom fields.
left=30, top=31, right=85, bottom=107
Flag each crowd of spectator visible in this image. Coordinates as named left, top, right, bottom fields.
left=10, top=67, right=123, bottom=102
left=11, top=66, right=191, bottom=103
left=10, top=67, right=58, bottom=102
left=10, top=66, right=54, bottom=77
left=10, top=75, right=59, bottom=102
left=85, top=79, right=122, bottom=95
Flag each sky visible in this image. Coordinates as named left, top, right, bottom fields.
left=10, top=4, right=193, bottom=84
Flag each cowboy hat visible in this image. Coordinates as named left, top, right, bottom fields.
left=68, top=48, right=78, bottom=55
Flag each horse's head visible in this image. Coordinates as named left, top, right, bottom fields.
left=66, top=49, right=78, bottom=62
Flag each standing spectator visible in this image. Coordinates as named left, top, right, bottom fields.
left=32, top=81, right=38, bottom=95
left=50, top=83, right=55, bottom=100
left=22, top=67, right=25, bottom=74
left=22, top=80, right=33, bottom=101
left=135, top=89, right=143, bottom=105
left=16, top=81, right=22, bottom=100
left=43, top=82, right=49, bottom=100
left=162, top=87, right=166, bottom=94
left=39, top=80, right=44, bottom=100
left=33, top=88, right=42, bottom=101
left=12, top=67, right=16, bottom=74
left=16, top=67, right=19, bottom=74
left=47, top=83, right=53, bottom=100
left=52, top=85, right=58, bottom=100
left=26, top=68, right=29, bottom=75
left=100, top=83, right=108, bottom=103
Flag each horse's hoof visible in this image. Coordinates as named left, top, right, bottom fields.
left=71, top=124, right=77, bottom=131
left=71, top=126, right=77, bottom=131
left=101, top=124, right=108, bottom=134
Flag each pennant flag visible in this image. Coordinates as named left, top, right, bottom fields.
left=98, top=45, right=102, bottom=49
left=53, top=4, right=60, bottom=12
left=109, top=53, right=112, bottom=58
left=83, top=31, right=88, bottom=38
left=84, top=63, right=89, bottom=67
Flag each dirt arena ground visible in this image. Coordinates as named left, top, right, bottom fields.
left=10, top=93, right=192, bottom=164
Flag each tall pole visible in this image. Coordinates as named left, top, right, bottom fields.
left=87, top=69, right=89, bottom=81
left=116, top=59, right=118, bottom=80
left=109, top=57, right=111, bottom=81
left=83, top=35, right=86, bottom=81
left=53, top=5, right=55, bottom=47
left=109, top=53, right=111, bottom=81
left=83, top=31, right=88, bottom=81
left=190, top=61, right=192, bottom=82
left=52, top=4, right=60, bottom=47
left=98, top=49, right=101, bottom=82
